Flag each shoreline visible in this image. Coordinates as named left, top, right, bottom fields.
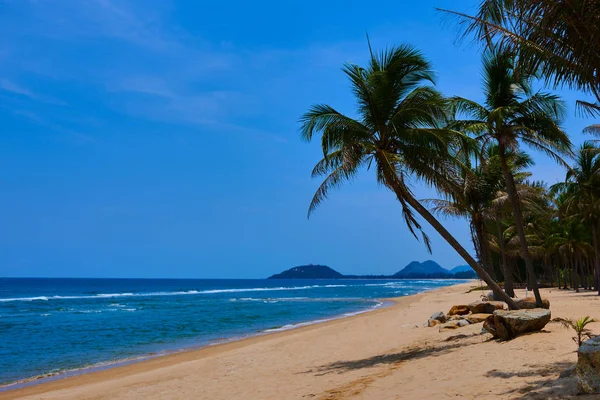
left=0, top=298, right=389, bottom=392
left=0, top=282, right=456, bottom=399
left=6, top=280, right=590, bottom=400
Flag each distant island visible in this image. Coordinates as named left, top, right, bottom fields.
left=268, top=265, right=344, bottom=279
left=267, top=261, right=477, bottom=279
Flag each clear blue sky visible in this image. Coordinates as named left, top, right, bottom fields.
left=0, top=0, right=594, bottom=278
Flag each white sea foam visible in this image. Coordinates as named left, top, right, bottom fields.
left=0, top=285, right=351, bottom=303
left=262, top=301, right=384, bottom=333
left=0, top=296, right=50, bottom=302
left=198, top=286, right=316, bottom=294
left=229, top=297, right=365, bottom=303
left=364, top=282, right=404, bottom=287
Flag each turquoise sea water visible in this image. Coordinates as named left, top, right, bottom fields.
left=0, top=278, right=466, bottom=386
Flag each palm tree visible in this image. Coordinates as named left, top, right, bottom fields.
left=585, top=124, right=600, bottom=137
left=547, top=218, right=594, bottom=292
left=426, top=145, right=531, bottom=282
left=488, top=171, right=544, bottom=296
left=426, top=152, right=502, bottom=280
left=440, top=0, right=600, bottom=116
left=552, top=142, right=600, bottom=294
left=451, top=49, right=572, bottom=306
left=300, top=43, right=519, bottom=309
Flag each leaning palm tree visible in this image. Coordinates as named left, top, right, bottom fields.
left=300, top=43, right=519, bottom=309
left=440, top=0, right=600, bottom=116
left=451, top=49, right=572, bottom=307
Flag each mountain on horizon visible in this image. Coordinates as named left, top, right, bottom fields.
left=268, top=261, right=477, bottom=279
left=268, top=264, right=344, bottom=279
left=393, top=260, right=452, bottom=279
left=449, top=265, right=473, bottom=274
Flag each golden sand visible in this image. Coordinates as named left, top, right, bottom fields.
left=4, top=282, right=600, bottom=400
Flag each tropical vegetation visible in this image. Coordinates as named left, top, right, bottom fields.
left=560, top=316, right=597, bottom=347
left=300, top=1, right=600, bottom=308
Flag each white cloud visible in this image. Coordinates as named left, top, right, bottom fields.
left=0, top=0, right=373, bottom=140
left=0, top=79, right=68, bottom=105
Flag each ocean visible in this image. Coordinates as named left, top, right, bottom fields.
left=0, top=278, right=466, bottom=386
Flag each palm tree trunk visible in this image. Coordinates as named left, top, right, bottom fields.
left=575, top=254, right=580, bottom=292
left=593, top=221, right=600, bottom=295
left=548, top=257, right=554, bottom=288
left=376, top=153, right=520, bottom=310
left=556, top=261, right=561, bottom=289
left=563, top=257, right=568, bottom=289
left=496, top=218, right=514, bottom=297
left=473, top=217, right=496, bottom=280
left=403, top=194, right=520, bottom=309
left=497, top=143, right=542, bottom=306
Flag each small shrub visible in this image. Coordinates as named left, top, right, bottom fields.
left=560, top=316, right=596, bottom=347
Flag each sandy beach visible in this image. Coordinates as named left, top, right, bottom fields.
left=3, top=282, right=599, bottom=400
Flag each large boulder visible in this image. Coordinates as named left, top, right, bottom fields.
left=430, top=311, right=447, bottom=323
left=448, top=305, right=470, bottom=316
left=466, top=313, right=493, bottom=324
left=516, top=297, right=550, bottom=309
left=577, top=336, right=600, bottom=393
left=484, top=309, right=551, bottom=340
left=468, top=301, right=505, bottom=314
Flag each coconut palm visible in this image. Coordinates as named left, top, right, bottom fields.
left=440, top=0, right=600, bottom=116
left=426, top=154, right=502, bottom=280
left=426, top=145, right=531, bottom=282
left=450, top=48, right=572, bottom=306
left=585, top=124, right=600, bottom=137
left=552, top=142, right=600, bottom=294
left=300, top=44, right=519, bottom=309
left=547, top=218, right=594, bottom=292
left=488, top=176, right=546, bottom=296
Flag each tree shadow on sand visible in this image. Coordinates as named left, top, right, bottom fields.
left=483, top=361, right=600, bottom=399
left=302, top=337, right=482, bottom=376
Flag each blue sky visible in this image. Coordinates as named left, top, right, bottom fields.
left=0, top=0, right=595, bottom=278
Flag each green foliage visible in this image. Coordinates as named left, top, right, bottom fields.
left=560, top=316, right=597, bottom=347
left=300, top=34, right=600, bottom=306
left=440, top=1, right=600, bottom=116
left=300, top=43, right=463, bottom=251
left=300, top=41, right=521, bottom=309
